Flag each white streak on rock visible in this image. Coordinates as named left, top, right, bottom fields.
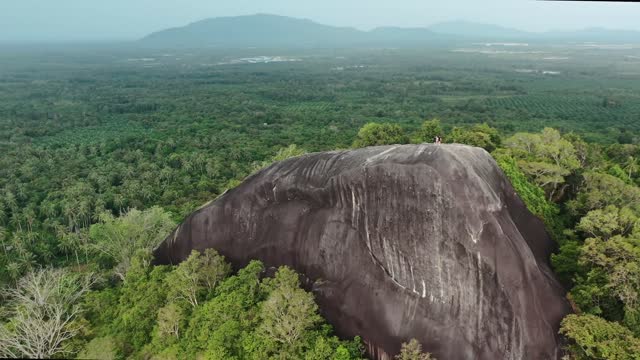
left=365, top=146, right=398, bottom=164
left=351, top=189, right=357, bottom=222
left=410, top=264, right=416, bottom=293
left=477, top=251, right=484, bottom=337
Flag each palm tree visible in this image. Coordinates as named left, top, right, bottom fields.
left=62, top=203, right=78, bottom=231
left=16, top=184, right=27, bottom=202
left=5, top=262, right=21, bottom=282
left=23, top=207, right=36, bottom=235
left=19, top=251, right=37, bottom=272
left=624, top=156, right=639, bottom=181
left=113, top=193, right=126, bottom=211
left=10, top=212, right=24, bottom=233
left=5, top=191, right=18, bottom=213
left=41, top=200, right=59, bottom=219
left=77, top=199, right=92, bottom=229
left=0, top=206, right=6, bottom=225
left=58, top=231, right=81, bottom=265
left=0, top=226, right=7, bottom=255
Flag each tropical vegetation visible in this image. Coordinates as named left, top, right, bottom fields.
left=2, top=46, right=640, bottom=359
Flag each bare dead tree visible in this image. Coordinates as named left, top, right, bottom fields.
left=0, top=268, right=97, bottom=358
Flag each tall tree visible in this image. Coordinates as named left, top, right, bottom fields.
left=157, top=303, right=184, bottom=340
left=624, top=156, right=639, bottom=181
left=395, top=339, right=435, bottom=360
left=447, top=123, right=501, bottom=152
left=352, top=123, right=409, bottom=148
left=560, top=314, right=640, bottom=359
left=568, top=171, right=640, bottom=216
left=88, top=206, right=176, bottom=280
left=412, top=119, right=443, bottom=144
left=505, top=128, right=580, bottom=201
left=0, top=268, right=96, bottom=359
left=258, top=266, right=322, bottom=355
left=166, top=249, right=231, bottom=307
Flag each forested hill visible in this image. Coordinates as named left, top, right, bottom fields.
left=429, top=21, right=640, bottom=43
left=142, top=14, right=366, bottom=48
left=140, top=14, right=640, bottom=48
left=140, top=14, right=444, bottom=48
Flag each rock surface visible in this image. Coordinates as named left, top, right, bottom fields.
left=154, top=144, right=570, bottom=360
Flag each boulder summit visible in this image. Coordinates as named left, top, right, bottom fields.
left=154, top=144, right=570, bottom=359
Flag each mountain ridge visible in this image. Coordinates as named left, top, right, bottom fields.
left=140, top=14, right=640, bottom=48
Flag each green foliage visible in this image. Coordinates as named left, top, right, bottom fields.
left=257, top=267, right=323, bottom=357
left=181, top=260, right=265, bottom=358
left=156, top=303, right=184, bottom=341
left=395, top=339, right=435, bottom=360
left=352, top=123, right=409, bottom=148
left=447, top=123, right=501, bottom=152
left=77, top=336, right=118, bottom=360
left=88, top=207, right=176, bottom=279
left=504, top=128, right=580, bottom=201
left=567, top=171, right=640, bottom=217
left=576, top=206, right=637, bottom=240
left=411, top=119, right=443, bottom=144
left=564, top=196, right=640, bottom=341
left=305, top=336, right=363, bottom=360
left=79, top=252, right=362, bottom=360
left=3, top=45, right=640, bottom=358
left=82, top=287, right=121, bottom=338
left=165, top=249, right=231, bottom=308
left=570, top=268, right=624, bottom=319
left=271, top=144, right=308, bottom=162
left=560, top=314, right=640, bottom=360
left=494, top=152, right=564, bottom=239
left=609, top=164, right=634, bottom=185
left=624, top=156, right=640, bottom=182
left=252, top=144, right=308, bottom=173
left=580, top=235, right=640, bottom=311
left=112, top=261, right=171, bottom=355
left=551, top=238, right=584, bottom=286
left=625, top=308, right=640, bottom=338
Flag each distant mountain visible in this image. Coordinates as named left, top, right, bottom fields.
left=369, top=27, right=440, bottom=43
left=140, top=14, right=640, bottom=48
left=140, top=14, right=446, bottom=48
left=429, top=21, right=640, bottom=43
left=549, top=27, right=640, bottom=43
left=142, top=14, right=365, bottom=48
left=428, top=21, right=532, bottom=40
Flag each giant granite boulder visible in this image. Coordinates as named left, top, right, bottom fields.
left=154, top=144, right=570, bottom=359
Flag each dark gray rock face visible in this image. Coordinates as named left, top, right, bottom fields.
left=154, top=144, right=570, bottom=360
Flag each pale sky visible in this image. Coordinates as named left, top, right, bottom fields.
left=2, top=0, right=640, bottom=42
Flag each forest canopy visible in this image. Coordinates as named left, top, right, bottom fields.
left=2, top=47, right=640, bottom=359
left=3, top=121, right=640, bottom=358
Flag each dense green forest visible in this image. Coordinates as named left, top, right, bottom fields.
left=1, top=45, right=640, bottom=358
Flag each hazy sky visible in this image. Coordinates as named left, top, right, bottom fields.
left=3, top=0, right=640, bottom=42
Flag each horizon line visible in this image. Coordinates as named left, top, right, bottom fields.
left=2, top=13, right=640, bottom=43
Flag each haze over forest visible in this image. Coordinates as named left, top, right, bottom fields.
left=2, top=0, right=640, bottom=42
